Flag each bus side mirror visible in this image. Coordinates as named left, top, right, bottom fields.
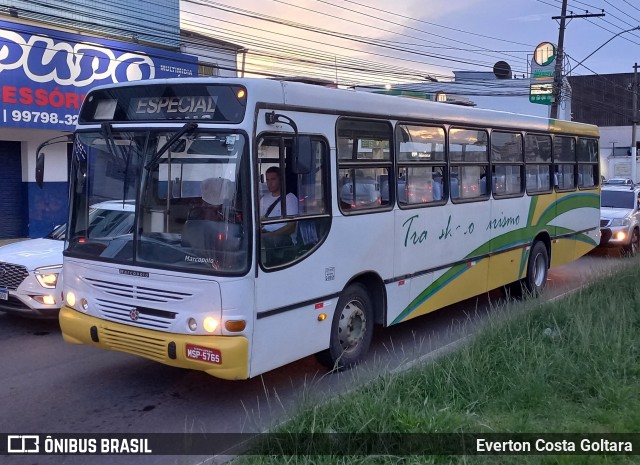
left=35, top=151, right=45, bottom=189
left=293, top=135, right=312, bottom=175
left=34, top=134, right=72, bottom=189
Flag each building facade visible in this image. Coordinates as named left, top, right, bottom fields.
left=568, top=73, right=638, bottom=180
left=0, top=2, right=244, bottom=239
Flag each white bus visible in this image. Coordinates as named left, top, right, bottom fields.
left=49, top=78, right=600, bottom=380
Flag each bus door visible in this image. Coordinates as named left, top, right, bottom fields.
left=252, top=129, right=333, bottom=375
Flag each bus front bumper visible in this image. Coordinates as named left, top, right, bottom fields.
left=59, top=306, right=249, bottom=380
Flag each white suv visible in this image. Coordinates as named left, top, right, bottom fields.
left=0, top=202, right=134, bottom=318
left=599, top=184, right=640, bottom=256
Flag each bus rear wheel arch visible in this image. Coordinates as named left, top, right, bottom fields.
left=316, top=282, right=374, bottom=371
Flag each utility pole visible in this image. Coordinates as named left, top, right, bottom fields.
left=549, top=1, right=605, bottom=119
left=632, top=63, right=638, bottom=183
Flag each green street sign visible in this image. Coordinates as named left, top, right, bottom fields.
left=530, top=42, right=557, bottom=105
left=529, top=93, right=553, bottom=105
left=529, top=82, right=554, bottom=105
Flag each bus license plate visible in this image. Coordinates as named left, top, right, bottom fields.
left=185, top=344, right=222, bottom=365
left=0, top=288, right=8, bottom=301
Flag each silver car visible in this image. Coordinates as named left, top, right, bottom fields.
left=599, top=184, right=640, bottom=256
left=0, top=202, right=135, bottom=318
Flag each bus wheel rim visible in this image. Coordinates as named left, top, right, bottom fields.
left=534, top=253, right=546, bottom=287
left=338, top=300, right=366, bottom=353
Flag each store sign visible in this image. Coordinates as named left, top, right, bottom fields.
left=0, top=19, right=199, bottom=130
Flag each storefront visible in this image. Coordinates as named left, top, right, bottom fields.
left=0, top=18, right=199, bottom=238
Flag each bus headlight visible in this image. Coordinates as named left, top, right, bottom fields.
left=203, top=316, right=219, bottom=333
left=66, top=291, right=77, bottom=308
left=187, top=318, right=198, bottom=332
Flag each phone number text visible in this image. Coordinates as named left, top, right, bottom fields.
left=5, top=110, right=78, bottom=126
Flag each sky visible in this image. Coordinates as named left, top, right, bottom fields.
left=180, top=0, right=640, bottom=86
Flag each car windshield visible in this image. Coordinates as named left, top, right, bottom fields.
left=605, top=178, right=631, bottom=185
left=46, top=206, right=134, bottom=241
left=46, top=223, right=67, bottom=240
left=601, top=190, right=635, bottom=209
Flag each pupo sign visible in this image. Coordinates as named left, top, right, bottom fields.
left=0, top=19, right=198, bottom=130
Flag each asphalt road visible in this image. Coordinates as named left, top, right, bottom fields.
left=0, top=249, right=630, bottom=465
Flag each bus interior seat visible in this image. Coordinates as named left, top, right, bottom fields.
left=340, top=178, right=379, bottom=209
left=450, top=176, right=460, bottom=199
left=379, top=176, right=389, bottom=203
left=397, top=179, right=407, bottom=203
left=432, top=179, right=442, bottom=200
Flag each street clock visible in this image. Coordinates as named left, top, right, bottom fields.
left=533, top=42, right=556, bottom=67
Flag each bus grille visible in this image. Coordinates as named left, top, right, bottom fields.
left=100, top=326, right=167, bottom=362
left=95, top=299, right=177, bottom=330
left=85, top=277, right=193, bottom=303
left=0, top=262, right=29, bottom=290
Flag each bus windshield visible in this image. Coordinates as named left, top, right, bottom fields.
left=66, top=129, right=249, bottom=274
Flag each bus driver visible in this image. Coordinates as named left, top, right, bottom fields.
left=260, top=167, right=298, bottom=256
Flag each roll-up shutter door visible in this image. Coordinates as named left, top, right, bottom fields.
left=0, top=141, right=26, bottom=238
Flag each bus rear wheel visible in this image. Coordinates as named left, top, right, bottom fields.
left=523, top=241, right=549, bottom=296
left=505, top=241, right=549, bottom=299
left=316, top=283, right=373, bottom=371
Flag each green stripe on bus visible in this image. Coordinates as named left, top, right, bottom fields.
left=392, top=192, right=599, bottom=324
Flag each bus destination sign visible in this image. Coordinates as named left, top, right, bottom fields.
left=131, top=96, right=218, bottom=119
left=79, top=84, right=247, bottom=124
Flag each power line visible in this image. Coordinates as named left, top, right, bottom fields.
left=3, top=0, right=637, bottom=116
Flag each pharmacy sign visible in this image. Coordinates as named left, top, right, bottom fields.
left=530, top=42, right=556, bottom=105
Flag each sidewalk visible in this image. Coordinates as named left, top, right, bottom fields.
left=0, top=238, right=29, bottom=247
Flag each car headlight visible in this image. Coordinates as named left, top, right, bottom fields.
left=611, top=218, right=631, bottom=227
left=35, top=266, right=61, bottom=289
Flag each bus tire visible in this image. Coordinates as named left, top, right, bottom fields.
left=316, top=283, right=374, bottom=371
left=523, top=241, right=549, bottom=296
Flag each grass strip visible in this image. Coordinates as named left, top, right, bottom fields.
left=236, top=260, right=640, bottom=464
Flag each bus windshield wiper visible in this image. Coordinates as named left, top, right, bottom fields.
left=145, top=122, right=198, bottom=170
left=101, top=122, right=136, bottom=208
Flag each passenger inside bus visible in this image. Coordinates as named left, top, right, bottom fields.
left=187, top=177, right=236, bottom=221
left=181, top=177, right=243, bottom=269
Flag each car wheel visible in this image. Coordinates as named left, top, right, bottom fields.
left=623, top=229, right=639, bottom=257
left=316, top=283, right=374, bottom=371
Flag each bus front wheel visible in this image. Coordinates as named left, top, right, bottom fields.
left=316, top=283, right=374, bottom=371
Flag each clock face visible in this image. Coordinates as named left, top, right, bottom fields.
left=534, top=42, right=556, bottom=66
